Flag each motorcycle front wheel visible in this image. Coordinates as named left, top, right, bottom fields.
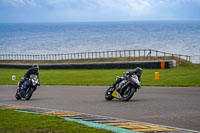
left=105, top=87, right=115, bottom=101
left=25, top=87, right=35, bottom=100
left=15, top=89, right=21, bottom=100
left=122, top=86, right=135, bottom=101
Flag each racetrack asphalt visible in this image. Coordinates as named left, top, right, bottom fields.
left=0, top=85, right=200, bottom=131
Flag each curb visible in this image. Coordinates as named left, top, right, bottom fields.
left=0, top=104, right=199, bottom=133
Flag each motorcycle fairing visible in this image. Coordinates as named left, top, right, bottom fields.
left=112, top=90, right=122, bottom=99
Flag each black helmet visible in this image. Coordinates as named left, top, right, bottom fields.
left=32, top=64, right=39, bottom=70
left=135, top=67, right=143, bottom=77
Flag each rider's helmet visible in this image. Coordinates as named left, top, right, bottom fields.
left=32, top=64, right=39, bottom=70
left=135, top=67, right=143, bottom=77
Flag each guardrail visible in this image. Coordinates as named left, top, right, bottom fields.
left=0, top=49, right=191, bottom=62
left=190, top=55, right=200, bottom=64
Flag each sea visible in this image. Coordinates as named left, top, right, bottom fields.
left=0, top=21, right=200, bottom=57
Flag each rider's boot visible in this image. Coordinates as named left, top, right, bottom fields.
left=17, top=81, right=22, bottom=90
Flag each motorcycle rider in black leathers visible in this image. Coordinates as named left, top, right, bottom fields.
left=18, top=64, right=40, bottom=97
left=112, top=67, right=143, bottom=90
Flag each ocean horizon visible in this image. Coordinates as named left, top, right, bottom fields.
left=0, top=21, right=200, bottom=57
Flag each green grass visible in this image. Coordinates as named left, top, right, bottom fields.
left=0, top=62, right=200, bottom=86
left=0, top=109, right=112, bottom=133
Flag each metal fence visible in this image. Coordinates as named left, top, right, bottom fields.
left=0, top=49, right=191, bottom=62
left=190, top=55, right=200, bottom=64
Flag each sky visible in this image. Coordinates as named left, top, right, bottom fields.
left=0, top=0, right=200, bottom=22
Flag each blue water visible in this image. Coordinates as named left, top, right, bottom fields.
left=0, top=21, right=200, bottom=56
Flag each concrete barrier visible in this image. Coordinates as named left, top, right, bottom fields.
left=0, top=60, right=176, bottom=69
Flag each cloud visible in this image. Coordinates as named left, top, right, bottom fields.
left=0, top=0, right=37, bottom=6
left=1, top=0, right=151, bottom=11
left=129, top=0, right=151, bottom=10
left=1, top=0, right=200, bottom=22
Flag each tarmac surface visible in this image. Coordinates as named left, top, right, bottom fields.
left=0, top=85, right=200, bottom=131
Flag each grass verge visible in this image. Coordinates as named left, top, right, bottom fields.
left=0, top=62, right=199, bottom=86
left=0, top=109, right=112, bottom=133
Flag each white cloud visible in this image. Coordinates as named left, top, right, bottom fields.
left=128, top=0, right=151, bottom=10
left=1, top=0, right=200, bottom=21
left=1, top=0, right=36, bottom=6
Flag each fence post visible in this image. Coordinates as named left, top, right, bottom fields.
left=139, top=50, right=140, bottom=57
left=149, top=49, right=151, bottom=57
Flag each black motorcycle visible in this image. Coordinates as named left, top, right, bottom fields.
left=105, top=73, right=141, bottom=101
left=15, top=75, right=39, bottom=100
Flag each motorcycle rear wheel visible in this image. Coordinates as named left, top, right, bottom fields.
left=122, top=86, right=135, bottom=101
left=105, top=87, right=114, bottom=101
